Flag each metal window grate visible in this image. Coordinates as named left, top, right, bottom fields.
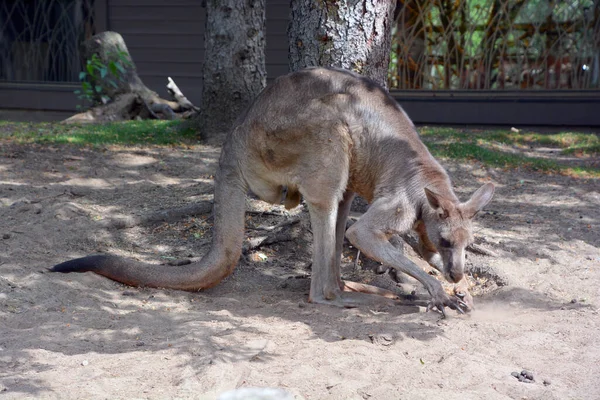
left=389, top=0, right=600, bottom=90
left=0, top=0, right=95, bottom=83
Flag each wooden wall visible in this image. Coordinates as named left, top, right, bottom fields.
left=1, top=1, right=598, bottom=126
left=108, top=0, right=290, bottom=105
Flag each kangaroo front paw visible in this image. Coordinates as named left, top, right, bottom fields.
left=427, top=286, right=470, bottom=317
left=453, top=286, right=474, bottom=312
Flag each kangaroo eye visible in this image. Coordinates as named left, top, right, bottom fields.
left=439, top=238, right=452, bottom=248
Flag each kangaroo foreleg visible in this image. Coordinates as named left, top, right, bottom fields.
left=346, top=223, right=469, bottom=316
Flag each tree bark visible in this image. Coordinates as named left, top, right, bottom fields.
left=195, top=0, right=267, bottom=145
left=288, top=0, right=395, bottom=88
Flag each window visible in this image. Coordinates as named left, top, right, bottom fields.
left=0, top=0, right=95, bottom=83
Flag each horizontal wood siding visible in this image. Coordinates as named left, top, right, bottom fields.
left=109, top=1, right=205, bottom=104
left=106, top=0, right=291, bottom=104
left=12, top=1, right=597, bottom=126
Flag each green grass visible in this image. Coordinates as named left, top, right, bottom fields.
left=1, top=120, right=598, bottom=178
left=420, top=127, right=599, bottom=178
left=0, top=120, right=197, bottom=146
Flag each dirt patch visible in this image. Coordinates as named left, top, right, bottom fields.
left=0, top=139, right=599, bottom=399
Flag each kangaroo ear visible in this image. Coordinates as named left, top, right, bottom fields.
left=424, top=188, right=452, bottom=219
left=463, top=183, right=495, bottom=218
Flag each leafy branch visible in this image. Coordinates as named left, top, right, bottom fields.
left=74, top=50, right=133, bottom=110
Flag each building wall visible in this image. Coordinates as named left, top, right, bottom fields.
left=108, top=1, right=205, bottom=104
left=0, top=0, right=291, bottom=110
left=109, top=0, right=290, bottom=105
left=0, top=1, right=598, bottom=126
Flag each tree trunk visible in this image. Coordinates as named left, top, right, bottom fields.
left=195, top=0, right=267, bottom=145
left=288, top=0, right=395, bottom=88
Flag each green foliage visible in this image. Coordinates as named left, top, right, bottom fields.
left=0, top=120, right=197, bottom=146
left=389, top=0, right=598, bottom=90
left=74, top=50, right=133, bottom=110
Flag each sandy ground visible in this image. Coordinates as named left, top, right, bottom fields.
left=0, top=136, right=599, bottom=400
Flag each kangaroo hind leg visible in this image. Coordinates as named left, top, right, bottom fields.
left=305, top=193, right=402, bottom=309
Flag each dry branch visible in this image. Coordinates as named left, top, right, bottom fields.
left=167, top=77, right=199, bottom=112
left=244, top=231, right=296, bottom=252
left=466, top=242, right=499, bottom=257
left=252, top=217, right=301, bottom=232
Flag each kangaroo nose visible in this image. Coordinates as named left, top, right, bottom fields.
left=448, top=270, right=463, bottom=283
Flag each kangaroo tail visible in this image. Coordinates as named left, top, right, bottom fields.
left=50, top=162, right=248, bottom=291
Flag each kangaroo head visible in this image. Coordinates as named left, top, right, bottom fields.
left=422, top=183, right=495, bottom=283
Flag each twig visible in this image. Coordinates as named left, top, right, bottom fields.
left=354, top=249, right=361, bottom=271
left=253, top=217, right=300, bottom=232
left=244, top=231, right=295, bottom=252
left=466, top=243, right=499, bottom=257
left=247, top=210, right=286, bottom=217
left=28, top=191, right=69, bottom=204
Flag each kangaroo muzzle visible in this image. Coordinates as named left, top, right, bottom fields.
left=443, top=250, right=465, bottom=283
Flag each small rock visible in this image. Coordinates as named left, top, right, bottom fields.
left=122, top=291, right=137, bottom=296
left=135, top=341, right=145, bottom=347
left=2, top=233, right=10, bottom=240
left=543, top=379, right=551, bottom=386
left=369, top=333, right=394, bottom=346
left=571, top=299, right=578, bottom=304
left=521, top=370, right=534, bottom=381
left=511, top=371, right=520, bottom=378
left=81, top=360, right=89, bottom=366
left=298, top=302, right=306, bottom=308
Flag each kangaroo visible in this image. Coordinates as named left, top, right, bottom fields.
left=51, top=67, right=494, bottom=315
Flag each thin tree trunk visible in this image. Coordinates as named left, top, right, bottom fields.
left=288, top=0, right=395, bottom=88
left=196, top=0, right=267, bottom=145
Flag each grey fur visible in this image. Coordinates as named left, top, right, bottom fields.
left=52, top=67, right=494, bottom=315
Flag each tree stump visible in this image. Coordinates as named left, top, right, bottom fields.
left=65, top=31, right=197, bottom=124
